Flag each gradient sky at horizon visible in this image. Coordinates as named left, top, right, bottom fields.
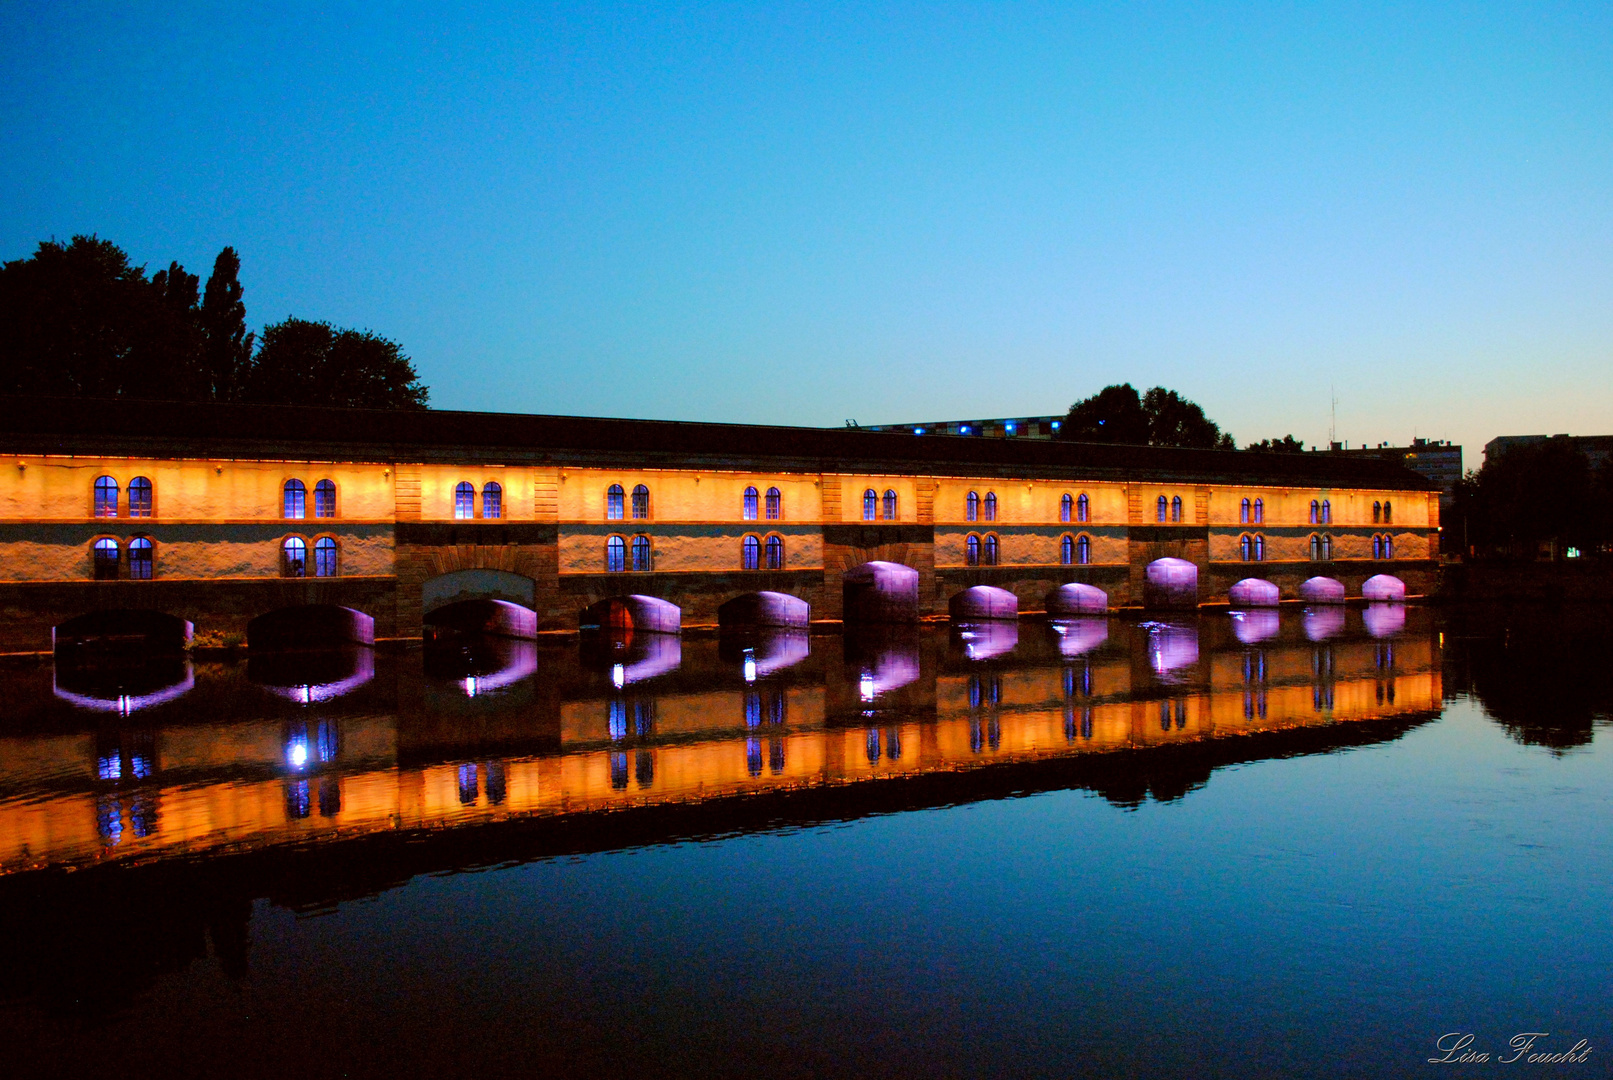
left=3, top=2, right=1610, bottom=456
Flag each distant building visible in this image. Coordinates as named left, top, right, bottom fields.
left=1324, top=439, right=1463, bottom=513
left=861, top=415, right=1065, bottom=439
left=1484, top=433, right=1613, bottom=471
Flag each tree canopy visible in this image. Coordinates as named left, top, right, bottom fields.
left=1245, top=434, right=1307, bottom=454
left=0, top=235, right=427, bottom=409
left=1058, top=383, right=1234, bottom=449
left=1456, top=439, right=1611, bottom=558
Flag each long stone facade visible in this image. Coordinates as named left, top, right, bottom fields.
left=0, top=396, right=1439, bottom=652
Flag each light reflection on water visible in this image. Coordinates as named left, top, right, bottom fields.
left=0, top=603, right=1610, bottom=1077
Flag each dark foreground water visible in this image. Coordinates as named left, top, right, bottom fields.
left=0, top=604, right=1608, bottom=1078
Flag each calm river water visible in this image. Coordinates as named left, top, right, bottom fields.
left=0, top=604, right=1608, bottom=1078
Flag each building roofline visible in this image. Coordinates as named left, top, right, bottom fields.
left=0, top=395, right=1437, bottom=490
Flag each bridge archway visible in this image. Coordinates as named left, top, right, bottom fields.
left=1229, top=578, right=1280, bottom=607
left=1362, top=574, right=1406, bottom=602
left=247, top=605, right=375, bottom=651
left=718, top=591, right=810, bottom=630
left=1144, top=558, right=1199, bottom=609
left=1046, top=582, right=1107, bottom=615
left=842, top=561, right=919, bottom=624
left=949, top=585, right=1018, bottom=622
left=1299, top=576, right=1346, bottom=604
left=422, top=570, right=539, bottom=640
left=53, top=610, right=193, bottom=656
left=580, top=595, right=682, bottom=636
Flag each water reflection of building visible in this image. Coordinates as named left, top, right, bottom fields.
left=0, top=610, right=1444, bottom=872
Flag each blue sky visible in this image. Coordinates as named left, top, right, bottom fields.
left=3, top=2, right=1610, bottom=455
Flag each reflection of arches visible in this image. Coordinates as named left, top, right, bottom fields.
left=423, top=637, right=539, bottom=696
left=54, top=609, right=194, bottom=655
left=1362, top=574, right=1406, bottom=601
left=842, top=561, right=919, bottom=624
left=580, top=629, right=682, bottom=684
left=949, top=585, right=1018, bottom=622
left=1363, top=603, right=1406, bottom=639
left=719, top=627, right=811, bottom=678
left=249, top=646, right=375, bottom=703
left=843, top=625, right=922, bottom=698
left=1228, top=578, right=1280, bottom=607
left=1303, top=606, right=1346, bottom=641
left=1230, top=609, right=1280, bottom=645
left=247, top=605, right=375, bottom=650
left=1145, top=620, right=1200, bottom=677
left=1299, top=576, right=1346, bottom=604
left=718, top=591, right=810, bottom=629
left=1051, top=616, right=1108, bottom=657
left=579, top=595, right=681, bottom=635
left=53, top=655, right=195, bottom=713
left=953, top=619, right=1019, bottom=661
left=1047, top=582, right=1108, bottom=615
left=1144, top=558, right=1198, bottom=609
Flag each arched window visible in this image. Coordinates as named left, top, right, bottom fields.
left=606, top=535, right=626, bottom=572
left=765, top=534, right=784, bottom=570
left=1383, top=500, right=1392, bottom=523
left=1321, top=499, right=1331, bottom=524
left=1310, top=500, right=1320, bottom=525
left=94, top=476, right=119, bottom=518
left=92, top=537, right=120, bottom=580
left=607, top=484, right=625, bottom=521
left=765, top=487, right=782, bottom=520
left=1170, top=496, right=1183, bottom=523
left=1061, top=533, right=1075, bottom=565
left=1372, top=534, right=1382, bottom=560
left=1321, top=534, right=1332, bottom=560
left=1077, top=493, right=1090, bottom=523
left=631, top=534, right=652, bottom=571
left=282, top=536, right=307, bottom=577
left=283, top=479, right=306, bottom=520
left=482, top=482, right=502, bottom=520
left=863, top=488, right=878, bottom=521
left=128, top=537, right=153, bottom=579
left=983, top=492, right=997, bottom=522
left=1372, top=501, right=1382, bottom=524
left=983, top=533, right=999, bottom=566
left=1241, top=498, right=1251, bottom=524
left=314, top=479, right=336, bottom=518
left=128, top=477, right=152, bottom=518
left=454, top=482, right=475, bottom=520
left=314, top=536, right=338, bottom=577
left=743, top=486, right=759, bottom=521
left=1241, top=534, right=1253, bottom=562
left=1309, top=533, right=1321, bottom=561
left=742, top=534, right=761, bottom=570
left=1253, top=534, right=1264, bottom=562
left=1382, top=534, right=1393, bottom=559
left=1077, top=534, right=1091, bottom=565
left=1157, top=495, right=1168, bottom=523
left=1060, top=493, right=1073, bottom=523
left=1253, top=498, right=1264, bottom=524
left=631, top=484, right=650, bottom=520
left=882, top=489, right=897, bottom=520
left=966, top=491, right=980, bottom=522
left=965, top=534, right=981, bottom=567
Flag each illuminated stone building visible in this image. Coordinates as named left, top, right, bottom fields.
left=0, top=396, right=1438, bottom=652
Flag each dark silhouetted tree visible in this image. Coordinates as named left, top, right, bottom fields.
left=243, top=319, right=429, bottom=410
left=199, top=246, right=253, bottom=401
left=1245, top=434, right=1306, bottom=453
left=1058, top=383, right=1233, bottom=448
left=1459, top=439, right=1600, bottom=557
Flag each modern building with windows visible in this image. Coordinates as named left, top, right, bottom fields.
left=0, top=396, right=1438, bottom=651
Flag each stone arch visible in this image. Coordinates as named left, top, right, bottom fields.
left=949, top=585, right=1018, bottom=622
left=842, top=561, right=920, bottom=624
left=422, top=569, right=536, bottom=617
left=579, top=594, right=681, bottom=635
left=53, top=609, right=193, bottom=655
left=1046, top=582, right=1108, bottom=616
left=247, top=605, right=375, bottom=650
left=718, top=591, right=810, bottom=630
left=1228, top=578, right=1280, bottom=607
left=1299, top=576, right=1346, bottom=604
left=1144, top=558, right=1199, bottom=609
left=424, top=599, right=537, bottom=641
left=1362, top=574, right=1406, bottom=602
